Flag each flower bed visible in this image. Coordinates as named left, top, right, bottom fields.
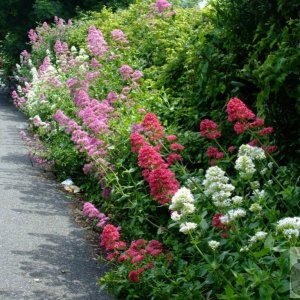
left=13, top=1, right=300, bottom=299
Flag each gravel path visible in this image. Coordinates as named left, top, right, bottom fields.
left=0, top=90, right=110, bottom=299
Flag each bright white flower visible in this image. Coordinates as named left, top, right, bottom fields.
left=277, top=217, right=300, bottom=230
left=249, top=203, right=262, bottom=212
left=249, top=231, right=268, bottom=244
left=266, top=180, right=273, bottom=186
left=170, top=187, right=195, bottom=212
left=179, top=222, right=197, bottom=234
left=171, top=211, right=182, bottom=221
left=235, top=155, right=256, bottom=179
left=182, top=203, right=196, bottom=214
left=71, top=46, right=77, bottom=52
left=232, top=196, right=243, bottom=205
left=277, top=217, right=300, bottom=240
left=203, top=166, right=235, bottom=208
left=221, top=208, right=246, bottom=224
left=268, top=162, right=273, bottom=169
left=238, top=144, right=266, bottom=160
left=208, top=240, right=220, bottom=251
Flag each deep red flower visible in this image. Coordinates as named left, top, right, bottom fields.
left=130, top=133, right=149, bottom=153
left=226, top=97, right=256, bottom=122
left=207, top=147, right=224, bottom=159
left=148, top=168, right=179, bottom=205
left=249, top=118, right=264, bottom=128
left=131, top=255, right=145, bottom=264
left=228, top=146, right=235, bottom=153
left=141, top=113, right=164, bottom=141
left=166, top=135, right=177, bottom=142
left=170, top=143, right=185, bottom=151
left=100, top=224, right=121, bottom=251
left=138, top=145, right=167, bottom=170
left=128, top=268, right=144, bottom=283
left=258, top=127, right=273, bottom=136
left=167, top=153, right=183, bottom=165
left=200, top=119, right=221, bottom=139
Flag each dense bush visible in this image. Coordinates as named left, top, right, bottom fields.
left=12, top=0, right=300, bottom=298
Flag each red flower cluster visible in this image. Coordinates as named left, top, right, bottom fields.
left=200, top=119, right=221, bottom=139
left=207, top=147, right=224, bottom=159
left=142, top=113, right=164, bottom=141
left=131, top=113, right=181, bottom=204
left=100, top=224, right=126, bottom=251
left=138, top=145, right=167, bottom=170
left=128, top=267, right=144, bottom=283
left=148, top=168, right=179, bottom=205
left=126, top=239, right=163, bottom=282
left=226, top=97, right=275, bottom=138
left=226, top=97, right=256, bottom=122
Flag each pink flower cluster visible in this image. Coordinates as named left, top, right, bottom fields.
left=83, top=202, right=109, bottom=227
left=54, top=40, right=69, bottom=54
left=38, top=56, right=51, bottom=75
left=53, top=110, right=108, bottom=159
left=111, top=29, right=128, bottom=44
left=19, top=130, right=53, bottom=167
left=130, top=113, right=182, bottom=205
left=119, top=64, right=143, bottom=82
left=87, top=26, right=109, bottom=57
left=11, top=91, right=26, bottom=108
left=156, top=0, right=172, bottom=13
left=75, top=90, right=114, bottom=135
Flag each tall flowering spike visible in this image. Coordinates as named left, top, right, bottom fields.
left=200, top=119, right=221, bottom=139
left=28, top=29, right=38, bottom=43
left=226, top=97, right=256, bottom=122
left=130, top=133, right=149, bottom=153
left=142, top=113, right=164, bottom=141
left=87, top=26, right=108, bottom=57
left=203, top=166, right=235, bottom=208
left=138, top=145, right=167, bottom=170
left=148, top=168, right=179, bottom=205
left=38, top=56, right=51, bottom=75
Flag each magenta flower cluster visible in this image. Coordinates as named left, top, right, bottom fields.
left=88, top=26, right=109, bottom=57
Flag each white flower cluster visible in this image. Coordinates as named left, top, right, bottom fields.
left=238, top=144, right=266, bottom=160
left=248, top=231, right=268, bottom=244
left=220, top=208, right=246, bottom=224
left=170, top=187, right=196, bottom=221
left=203, top=166, right=235, bottom=208
left=235, top=144, right=266, bottom=180
left=235, top=155, right=256, bottom=179
left=208, top=240, right=220, bottom=251
left=170, top=187, right=197, bottom=234
left=277, top=217, right=300, bottom=240
left=179, top=222, right=197, bottom=234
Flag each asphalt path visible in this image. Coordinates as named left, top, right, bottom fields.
left=0, top=89, right=110, bottom=299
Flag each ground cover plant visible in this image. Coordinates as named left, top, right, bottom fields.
left=12, top=0, right=300, bottom=298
